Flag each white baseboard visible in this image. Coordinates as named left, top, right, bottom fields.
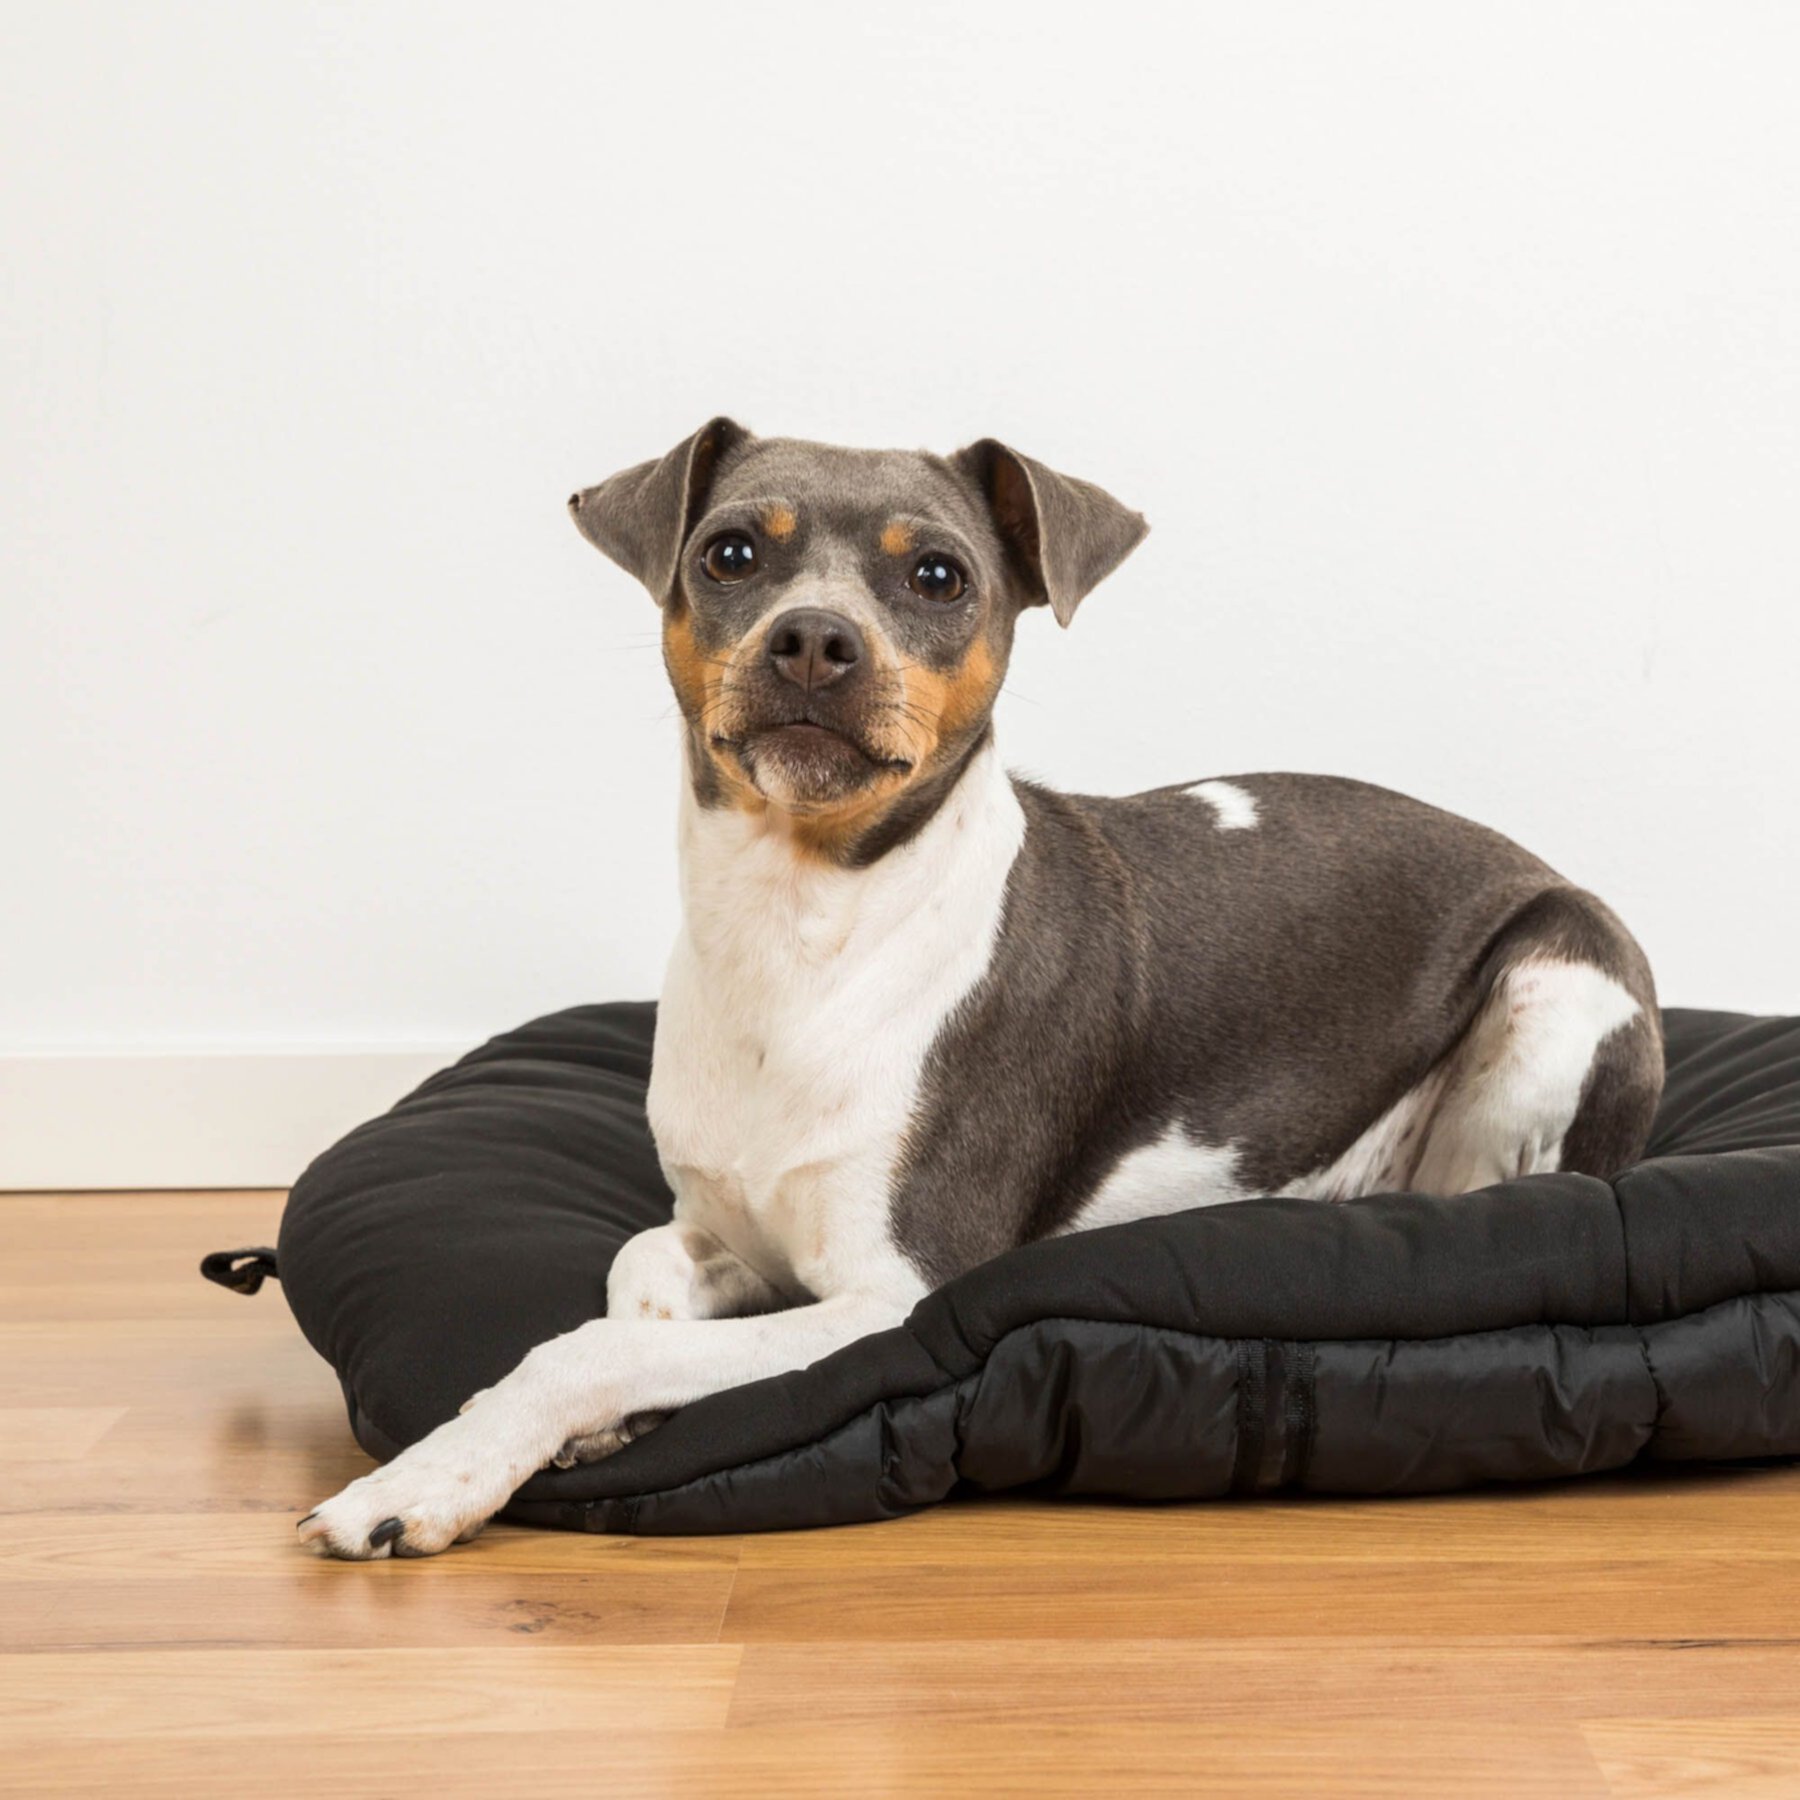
left=0, top=1046, right=469, bottom=1191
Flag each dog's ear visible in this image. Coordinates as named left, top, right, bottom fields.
left=952, top=439, right=1148, bottom=627
left=569, top=416, right=750, bottom=604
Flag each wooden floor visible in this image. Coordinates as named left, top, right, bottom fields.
left=4, top=1194, right=1800, bottom=1798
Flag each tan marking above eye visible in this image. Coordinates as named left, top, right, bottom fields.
left=764, top=504, right=798, bottom=541
left=879, top=520, right=915, bottom=557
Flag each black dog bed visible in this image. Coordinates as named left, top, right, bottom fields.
left=204, top=1005, right=1800, bottom=1534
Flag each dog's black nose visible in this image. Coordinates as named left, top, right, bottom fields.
left=767, top=609, right=865, bottom=691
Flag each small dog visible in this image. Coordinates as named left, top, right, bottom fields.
left=302, top=420, right=1662, bottom=1557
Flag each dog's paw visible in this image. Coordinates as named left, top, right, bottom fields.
left=550, top=1409, right=670, bottom=1468
left=298, top=1467, right=493, bottom=1559
left=607, top=1226, right=709, bottom=1323
left=302, top=1323, right=653, bottom=1555
left=298, top=1418, right=526, bottom=1559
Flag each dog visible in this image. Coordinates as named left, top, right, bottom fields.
left=300, top=419, right=1662, bottom=1557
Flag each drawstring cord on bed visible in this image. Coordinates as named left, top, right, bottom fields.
left=199, top=1247, right=280, bottom=1295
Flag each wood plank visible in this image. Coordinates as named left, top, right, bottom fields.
left=0, top=1721, right=1609, bottom=1800
left=0, top=1393, right=376, bottom=1517
left=0, top=1405, right=125, bottom=1458
left=736, top=1474, right=1800, bottom=1569
left=0, top=1279, right=292, bottom=1321
left=0, top=1550, right=740, bottom=1651
left=0, top=1645, right=739, bottom=1736
left=0, top=1442, right=375, bottom=1516
left=730, top=1639, right=1800, bottom=1728
left=718, top=1557, right=1800, bottom=1643
left=0, top=1512, right=738, bottom=1579
left=0, top=1191, right=287, bottom=1261
left=1585, top=1716, right=1800, bottom=1799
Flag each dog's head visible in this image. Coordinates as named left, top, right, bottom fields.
left=570, top=420, right=1146, bottom=859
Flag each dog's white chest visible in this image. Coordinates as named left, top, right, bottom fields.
left=649, top=972, right=896, bottom=1298
left=648, top=746, right=1024, bottom=1300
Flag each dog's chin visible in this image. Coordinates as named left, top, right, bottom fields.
left=734, top=722, right=907, bottom=812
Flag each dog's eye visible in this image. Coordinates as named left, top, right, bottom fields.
left=701, top=533, right=758, bottom=583
left=907, top=554, right=966, bottom=604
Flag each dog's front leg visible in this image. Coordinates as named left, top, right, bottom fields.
left=297, top=1286, right=914, bottom=1559
left=545, top=1220, right=797, bottom=1466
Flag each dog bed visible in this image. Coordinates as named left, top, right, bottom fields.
left=203, top=1004, right=1800, bottom=1533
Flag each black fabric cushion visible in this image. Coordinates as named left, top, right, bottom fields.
left=264, top=1005, right=1800, bottom=1534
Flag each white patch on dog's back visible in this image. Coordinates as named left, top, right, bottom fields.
left=650, top=741, right=1025, bottom=1307
left=1059, top=1121, right=1250, bottom=1232
left=1187, top=779, right=1259, bottom=830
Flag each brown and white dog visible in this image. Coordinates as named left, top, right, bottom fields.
left=300, top=419, right=1662, bottom=1557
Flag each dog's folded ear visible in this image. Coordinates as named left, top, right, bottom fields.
left=569, top=417, right=750, bottom=604
left=952, top=439, right=1148, bottom=627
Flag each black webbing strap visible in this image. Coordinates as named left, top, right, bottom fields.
left=1229, top=1338, right=1319, bottom=1495
left=199, top=1246, right=280, bottom=1295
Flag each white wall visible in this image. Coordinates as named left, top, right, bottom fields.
left=4, top=2, right=1797, bottom=1183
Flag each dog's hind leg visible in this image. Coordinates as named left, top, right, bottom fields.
left=1554, top=1000, right=1665, bottom=1180
left=1407, top=893, right=1663, bottom=1193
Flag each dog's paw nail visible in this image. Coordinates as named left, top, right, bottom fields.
left=368, top=1517, right=406, bottom=1551
left=296, top=1512, right=318, bottom=1528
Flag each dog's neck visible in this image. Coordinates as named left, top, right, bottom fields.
left=673, top=733, right=1025, bottom=988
